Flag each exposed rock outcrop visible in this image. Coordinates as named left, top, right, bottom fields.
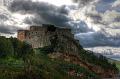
left=48, top=53, right=118, bottom=78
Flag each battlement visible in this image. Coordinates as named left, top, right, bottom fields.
left=30, top=24, right=71, bottom=31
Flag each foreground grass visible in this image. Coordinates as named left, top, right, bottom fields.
left=0, top=57, right=24, bottom=79
left=0, top=49, right=100, bottom=79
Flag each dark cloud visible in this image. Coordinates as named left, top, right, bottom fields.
left=0, top=24, right=19, bottom=34
left=75, top=31, right=120, bottom=47
left=70, top=21, right=93, bottom=33
left=72, top=0, right=95, bottom=7
left=114, top=16, right=120, bottom=22
left=3, top=0, right=120, bottom=48
left=71, top=0, right=120, bottom=48
left=101, top=0, right=115, bottom=3
left=0, top=14, right=8, bottom=21
left=95, top=0, right=116, bottom=13
left=24, top=16, right=45, bottom=25
left=9, top=0, right=71, bottom=27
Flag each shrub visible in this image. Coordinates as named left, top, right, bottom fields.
left=0, top=36, right=14, bottom=58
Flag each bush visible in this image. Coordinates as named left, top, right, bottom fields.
left=0, top=36, right=14, bottom=58
left=39, top=46, right=54, bottom=54
left=0, top=36, right=34, bottom=60
left=10, top=37, right=34, bottom=59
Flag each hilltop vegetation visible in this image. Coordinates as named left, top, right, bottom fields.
left=0, top=36, right=33, bottom=59
left=0, top=36, right=119, bottom=79
left=109, top=59, right=120, bottom=71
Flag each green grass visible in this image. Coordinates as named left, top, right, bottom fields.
left=0, top=49, right=118, bottom=79
left=0, top=57, right=24, bottom=79
left=28, top=49, right=99, bottom=79
left=108, top=58, right=120, bottom=71
left=0, top=48, right=111, bottom=79
left=114, top=61, right=120, bottom=71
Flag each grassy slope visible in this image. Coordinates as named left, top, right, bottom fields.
left=116, top=62, right=120, bottom=70
left=34, top=49, right=100, bottom=79
left=0, top=48, right=119, bottom=79
left=0, top=49, right=99, bottom=79
left=0, top=58, right=24, bottom=79
left=109, top=59, right=120, bottom=71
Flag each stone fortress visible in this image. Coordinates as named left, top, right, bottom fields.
left=17, top=24, right=82, bottom=54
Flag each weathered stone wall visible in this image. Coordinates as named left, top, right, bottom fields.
left=17, top=24, right=78, bottom=52
left=26, top=31, right=51, bottom=48
left=17, top=30, right=27, bottom=41
left=54, top=35, right=81, bottom=54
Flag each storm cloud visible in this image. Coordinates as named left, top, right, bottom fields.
left=0, top=24, right=19, bottom=34
left=72, top=0, right=95, bottom=7
left=0, top=0, right=120, bottom=48
left=9, top=0, right=71, bottom=27
left=75, top=31, right=120, bottom=47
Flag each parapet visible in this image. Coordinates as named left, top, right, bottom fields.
left=29, top=24, right=71, bottom=32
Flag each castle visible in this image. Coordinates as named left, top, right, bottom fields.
left=17, top=24, right=82, bottom=54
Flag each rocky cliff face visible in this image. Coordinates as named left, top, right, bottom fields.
left=48, top=52, right=118, bottom=78
left=47, top=33, right=119, bottom=78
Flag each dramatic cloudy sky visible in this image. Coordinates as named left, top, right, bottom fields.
left=0, top=0, right=120, bottom=58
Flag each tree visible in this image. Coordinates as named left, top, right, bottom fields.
left=0, top=36, right=14, bottom=57
left=10, top=37, right=34, bottom=59
left=9, top=37, right=23, bottom=58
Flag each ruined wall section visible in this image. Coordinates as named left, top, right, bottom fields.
left=24, top=26, right=74, bottom=48
left=54, top=34, right=81, bottom=55
left=25, top=27, right=51, bottom=48
left=17, top=25, right=76, bottom=49
left=56, top=28, right=74, bottom=39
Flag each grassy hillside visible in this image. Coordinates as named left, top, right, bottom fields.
left=116, top=62, right=120, bottom=70
left=0, top=36, right=119, bottom=79
left=109, top=59, right=120, bottom=71
left=0, top=49, right=99, bottom=79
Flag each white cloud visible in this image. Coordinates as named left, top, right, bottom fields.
left=33, top=0, right=77, bottom=6
left=112, top=0, right=120, bottom=7
left=85, top=46, right=120, bottom=60
left=102, top=10, right=120, bottom=23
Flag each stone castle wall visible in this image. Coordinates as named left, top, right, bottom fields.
left=17, top=24, right=75, bottom=48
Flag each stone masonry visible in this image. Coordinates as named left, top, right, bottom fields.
left=17, top=24, right=81, bottom=54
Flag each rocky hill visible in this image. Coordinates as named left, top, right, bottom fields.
left=38, top=33, right=119, bottom=79
left=0, top=35, right=119, bottom=79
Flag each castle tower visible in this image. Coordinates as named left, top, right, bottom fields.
left=17, top=30, right=27, bottom=41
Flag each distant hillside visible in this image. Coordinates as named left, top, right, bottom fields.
left=0, top=36, right=119, bottom=79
